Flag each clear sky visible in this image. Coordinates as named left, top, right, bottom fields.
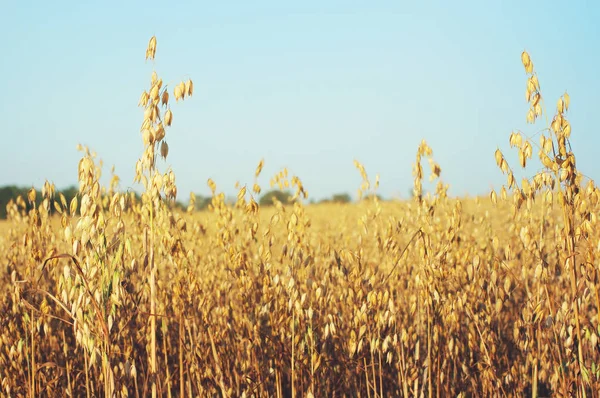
left=1, top=1, right=599, bottom=201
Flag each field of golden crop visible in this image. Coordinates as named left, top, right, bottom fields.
left=1, top=37, right=599, bottom=398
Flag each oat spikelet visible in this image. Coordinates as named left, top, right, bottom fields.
left=146, top=36, right=157, bottom=60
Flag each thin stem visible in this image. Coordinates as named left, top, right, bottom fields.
left=164, top=319, right=172, bottom=398
left=371, top=348, right=377, bottom=397
left=179, top=315, right=185, bottom=398
left=291, top=310, right=295, bottom=398
left=378, top=349, right=383, bottom=398
left=364, top=357, right=372, bottom=398
left=427, top=304, right=432, bottom=398
left=85, top=347, right=91, bottom=398
left=30, top=308, right=35, bottom=398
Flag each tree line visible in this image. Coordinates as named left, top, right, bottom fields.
left=0, top=184, right=375, bottom=219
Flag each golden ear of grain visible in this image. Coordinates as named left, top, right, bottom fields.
left=154, top=123, right=165, bottom=141
left=527, top=79, right=535, bottom=97
left=142, top=129, right=151, bottom=146
left=140, top=118, right=151, bottom=132
left=186, top=79, right=194, bottom=96
left=531, top=75, right=539, bottom=90
left=523, top=141, right=532, bottom=158
left=161, top=90, right=169, bottom=107
left=494, top=149, right=503, bottom=168
left=70, top=196, right=78, bottom=216
left=146, top=36, right=157, bottom=60
left=143, top=106, right=152, bottom=122
left=519, top=150, right=526, bottom=168
left=160, top=141, right=169, bottom=160
left=27, top=188, right=36, bottom=205
left=507, top=172, right=515, bottom=188
left=179, top=82, right=186, bottom=99
left=563, top=121, right=571, bottom=138
left=149, top=84, right=159, bottom=102
left=255, top=159, right=264, bottom=177
left=521, top=51, right=533, bottom=73
left=540, top=152, right=553, bottom=169
left=151, top=105, right=158, bottom=123
left=207, top=178, right=216, bottom=193
left=532, top=92, right=540, bottom=108
left=557, top=98, right=564, bottom=114
left=138, top=91, right=149, bottom=107
left=526, top=109, right=535, bottom=124
left=490, top=190, right=497, bottom=205
left=174, top=85, right=182, bottom=102
left=164, top=109, right=173, bottom=126
left=521, top=51, right=530, bottom=69
left=237, top=187, right=247, bottom=201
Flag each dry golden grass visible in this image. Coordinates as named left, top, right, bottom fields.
left=0, top=39, right=599, bottom=398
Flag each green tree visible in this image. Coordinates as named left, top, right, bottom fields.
left=0, top=184, right=81, bottom=219
left=259, top=190, right=292, bottom=207
left=194, top=195, right=212, bottom=211
left=362, top=193, right=384, bottom=202
left=331, top=193, right=352, bottom=203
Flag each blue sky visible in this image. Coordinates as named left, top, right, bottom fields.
left=1, top=1, right=598, bottom=201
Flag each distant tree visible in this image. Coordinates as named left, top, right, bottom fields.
left=331, top=193, right=352, bottom=204
left=259, top=190, right=292, bottom=207
left=168, top=200, right=187, bottom=211
left=194, top=195, right=212, bottom=211
left=0, top=184, right=83, bottom=219
left=362, top=193, right=384, bottom=202
left=0, top=186, right=23, bottom=218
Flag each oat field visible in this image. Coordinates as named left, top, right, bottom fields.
left=1, top=37, right=599, bottom=398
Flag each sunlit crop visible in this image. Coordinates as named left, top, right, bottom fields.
left=0, top=38, right=598, bottom=398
